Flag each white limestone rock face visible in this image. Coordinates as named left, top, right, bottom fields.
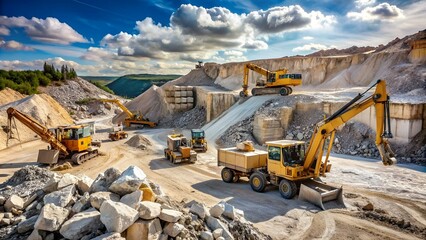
left=57, top=173, right=80, bottom=189
left=77, top=175, right=94, bottom=193
left=209, top=203, right=225, bottom=218
left=120, top=190, right=143, bottom=209
left=99, top=200, right=139, bottom=233
left=109, top=166, right=147, bottom=196
left=43, top=185, right=76, bottom=207
left=34, top=204, right=69, bottom=231
left=159, top=209, right=182, bottom=223
left=190, top=202, right=209, bottom=219
left=163, top=222, right=184, bottom=238
left=4, top=195, right=25, bottom=212
left=90, top=232, right=125, bottom=240
left=90, top=191, right=120, bottom=210
left=138, top=201, right=161, bottom=220
left=60, top=208, right=103, bottom=240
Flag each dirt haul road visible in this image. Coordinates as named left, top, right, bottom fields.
left=1, top=128, right=425, bottom=240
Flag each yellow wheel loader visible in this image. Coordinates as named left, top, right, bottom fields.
left=164, top=134, right=197, bottom=164
left=240, top=63, right=302, bottom=97
left=219, top=80, right=396, bottom=210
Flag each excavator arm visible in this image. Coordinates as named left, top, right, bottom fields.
left=99, top=99, right=135, bottom=119
left=241, top=63, right=277, bottom=97
left=303, top=80, right=396, bottom=178
left=6, top=107, right=69, bottom=156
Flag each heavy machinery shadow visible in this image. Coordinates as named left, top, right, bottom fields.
left=148, top=158, right=196, bottom=170
left=0, top=162, right=39, bottom=169
left=191, top=179, right=320, bottom=223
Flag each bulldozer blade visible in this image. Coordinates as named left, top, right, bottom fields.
left=298, top=179, right=344, bottom=210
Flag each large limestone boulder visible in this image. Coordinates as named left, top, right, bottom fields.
left=43, top=173, right=62, bottom=193
left=72, top=192, right=91, bottom=213
left=163, top=222, right=184, bottom=237
left=90, top=168, right=121, bottom=193
left=17, top=214, right=38, bottom=233
left=200, top=231, right=214, bottom=240
left=206, top=216, right=234, bottom=240
left=60, top=208, right=103, bottom=240
left=4, top=194, right=25, bottom=212
left=109, top=166, right=147, bottom=196
left=190, top=202, right=209, bottom=219
left=120, top=190, right=143, bottom=209
left=43, top=184, right=76, bottom=207
left=57, top=173, right=80, bottom=189
left=159, top=209, right=182, bottom=223
left=127, top=219, right=162, bottom=240
left=138, top=201, right=161, bottom=220
left=209, top=203, right=225, bottom=218
left=99, top=200, right=139, bottom=233
left=90, top=192, right=120, bottom=210
left=34, top=203, right=69, bottom=231
left=77, top=175, right=94, bottom=193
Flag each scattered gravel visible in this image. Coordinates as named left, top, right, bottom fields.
left=159, top=106, right=206, bottom=129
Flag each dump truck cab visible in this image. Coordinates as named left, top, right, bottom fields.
left=190, top=129, right=207, bottom=152
left=164, top=134, right=197, bottom=164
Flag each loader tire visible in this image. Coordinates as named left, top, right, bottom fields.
left=250, top=172, right=266, bottom=192
left=279, top=179, right=297, bottom=199
left=221, top=168, right=234, bottom=183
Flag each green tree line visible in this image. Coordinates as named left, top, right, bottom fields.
left=0, top=62, right=78, bottom=94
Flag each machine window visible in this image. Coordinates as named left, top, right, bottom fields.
left=268, top=146, right=281, bottom=161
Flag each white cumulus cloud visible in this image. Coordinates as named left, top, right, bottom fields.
left=0, top=40, right=34, bottom=51
left=292, top=43, right=336, bottom=52
left=0, top=16, right=88, bottom=44
left=347, top=2, right=404, bottom=22
left=97, top=4, right=335, bottom=62
left=354, top=0, right=376, bottom=8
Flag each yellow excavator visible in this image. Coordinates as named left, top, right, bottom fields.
left=6, top=107, right=100, bottom=165
left=240, top=63, right=302, bottom=97
left=219, top=80, right=396, bottom=209
left=99, top=99, right=157, bottom=128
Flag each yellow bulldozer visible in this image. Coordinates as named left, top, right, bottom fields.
left=6, top=107, right=100, bottom=165
left=219, top=80, right=396, bottom=209
left=164, top=134, right=197, bottom=164
left=240, top=63, right=302, bottom=97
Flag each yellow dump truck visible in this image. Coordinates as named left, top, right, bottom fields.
left=164, top=134, right=197, bottom=164
left=218, top=147, right=267, bottom=183
left=218, top=80, right=397, bottom=210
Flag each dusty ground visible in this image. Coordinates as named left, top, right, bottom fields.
left=0, top=126, right=424, bottom=240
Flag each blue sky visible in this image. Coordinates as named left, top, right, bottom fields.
left=0, top=0, right=424, bottom=75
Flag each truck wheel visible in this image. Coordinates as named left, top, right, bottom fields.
left=279, top=179, right=297, bottom=199
left=239, top=91, right=247, bottom=97
left=250, top=172, right=266, bottom=192
left=233, top=175, right=240, bottom=183
left=171, top=156, right=176, bottom=164
left=221, top=168, right=234, bottom=183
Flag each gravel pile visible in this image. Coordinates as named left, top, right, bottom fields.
left=41, top=77, right=121, bottom=120
left=159, top=106, right=207, bottom=129
left=125, top=135, right=152, bottom=150
left=0, top=166, right=269, bottom=240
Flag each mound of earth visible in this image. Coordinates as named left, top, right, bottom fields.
left=40, top=77, right=122, bottom=120
left=307, top=46, right=376, bottom=57
left=0, top=88, right=26, bottom=106
left=0, top=94, right=73, bottom=150
left=125, top=134, right=152, bottom=150
left=113, top=68, right=216, bottom=124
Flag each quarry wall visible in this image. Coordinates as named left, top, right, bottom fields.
left=253, top=101, right=425, bottom=144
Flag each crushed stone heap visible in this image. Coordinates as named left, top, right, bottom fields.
left=0, top=165, right=270, bottom=240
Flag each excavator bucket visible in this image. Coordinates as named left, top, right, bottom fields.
left=298, top=179, right=345, bottom=210
left=37, top=149, right=59, bottom=164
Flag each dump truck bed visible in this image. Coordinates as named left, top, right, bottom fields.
left=218, top=147, right=267, bottom=173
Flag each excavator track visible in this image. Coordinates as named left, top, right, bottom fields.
left=251, top=86, right=293, bottom=96
left=71, top=149, right=99, bottom=165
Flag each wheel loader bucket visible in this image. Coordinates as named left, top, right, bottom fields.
left=37, top=149, right=59, bottom=164
left=298, top=179, right=344, bottom=210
